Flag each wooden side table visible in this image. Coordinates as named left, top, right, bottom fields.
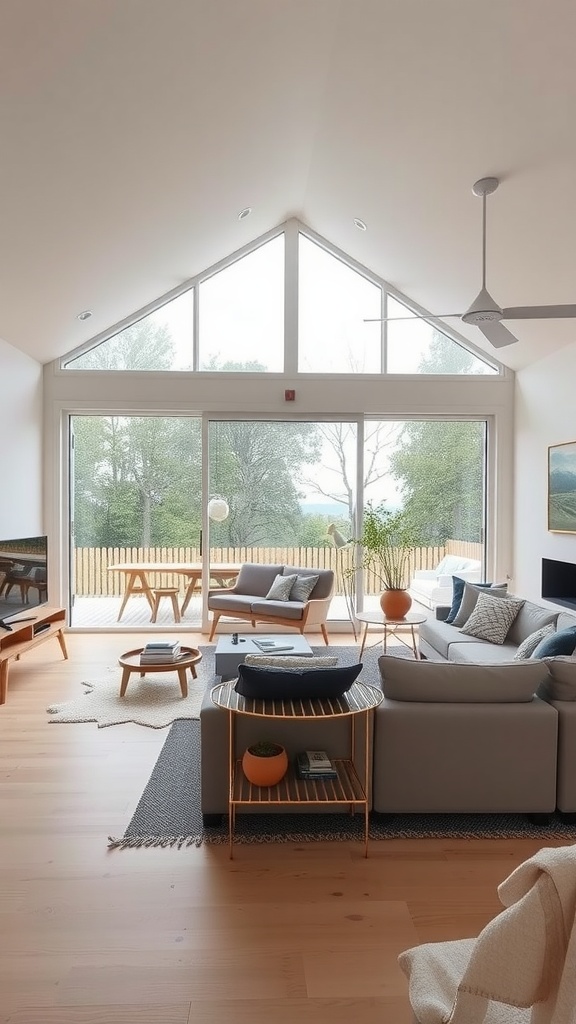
left=118, top=646, right=201, bottom=698
left=210, top=680, right=382, bottom=858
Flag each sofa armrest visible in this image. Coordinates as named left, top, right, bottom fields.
left=412, top=569, right=438, bottom=581
left=435, top=605, right=450, bottom=621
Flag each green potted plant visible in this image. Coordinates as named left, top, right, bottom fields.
left=350, top=502, right=422, bottom=619
left=242, top=740, right=288, bottom=787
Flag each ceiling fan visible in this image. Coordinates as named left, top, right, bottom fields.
left=365, top=177, right=576, bottom=348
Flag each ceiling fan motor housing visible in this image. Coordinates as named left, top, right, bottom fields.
left=461, top=287, right=503, bottom=324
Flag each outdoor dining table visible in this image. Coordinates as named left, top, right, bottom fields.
left=107, top=562, right=241, bottom=621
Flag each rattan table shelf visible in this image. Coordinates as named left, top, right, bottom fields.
left=211, top=679, right=382, bottom=857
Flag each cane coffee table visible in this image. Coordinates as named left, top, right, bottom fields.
left=118, top=646, right=202, bottom=698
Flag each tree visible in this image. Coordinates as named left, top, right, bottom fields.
left=387, top=334, right=486, bottom=544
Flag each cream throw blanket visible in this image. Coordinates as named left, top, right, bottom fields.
left=399, top=844, right=576, bottom=1024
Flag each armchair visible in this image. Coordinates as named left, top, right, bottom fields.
left=409, top=554, right=481, bottom=609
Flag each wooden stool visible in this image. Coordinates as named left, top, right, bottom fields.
left=150, top=587, right=181, bottom=623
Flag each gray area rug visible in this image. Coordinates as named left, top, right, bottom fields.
left=108, top=644, right=576, bottom=849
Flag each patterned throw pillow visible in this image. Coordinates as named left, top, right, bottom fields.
left=244, top=654, right=338, bottom=670
left=290, top=573, right=320, bottom=602
left=265, top=573, right=297, bottom=601
left=459, top=592, right=524, bottom=644
left=513, top=623, right=556, bottom=660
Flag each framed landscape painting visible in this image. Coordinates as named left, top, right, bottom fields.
left=548, top=441, right=576, bottom=533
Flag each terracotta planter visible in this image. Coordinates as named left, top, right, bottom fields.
left=242, top=743, right=288, bottom=787
left=380, top=588, right=412, bottom=620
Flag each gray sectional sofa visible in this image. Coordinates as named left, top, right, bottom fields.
left=200, top=591, right=576, bottom=822
left=419, top=595, right=576, bottom=664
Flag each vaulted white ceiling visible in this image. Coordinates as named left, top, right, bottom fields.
left=2, top=0, right=576, bottom=370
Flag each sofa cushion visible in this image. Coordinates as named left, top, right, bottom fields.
left=532, top=625, right=576, bottom=659
left=265, top=573, right=297, bottom=601
left=244, top=654, right=338, bottom=670
left=235, top=662, right=362, bottom=699
left=446, top=577, right=493, bottom=624
left=513, top=623, right=556, bottom=660
left=250, top=598, right=304, bottom=620
left=420, top=617, right=484, bottom=660
left=283, top=566, right=334, bottom=600
left=289, top=573, right=320, bottom=602
left=556, top=611, right=576, bottom=631
left=377, top=654, right=549, bottom=702
left=449, top=642, right=519, bottom=664
left=537, top=656, right=576, bottom=700
left=234, top=563, right=283, bottom=596
left=207, top=593, right=256, bottom=613
left=506, top=600, right=559, bottom=647
left=452, top=581, right=508, bottom=627
left=459, top=593, right=524, bottom=644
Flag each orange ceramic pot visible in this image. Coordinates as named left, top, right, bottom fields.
left=242, top=744, right=288, bottom=787
left=380, top=588, right=412, bottom=620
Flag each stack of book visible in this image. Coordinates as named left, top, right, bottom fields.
left=295, top=749, right=338, bottom=780
left=252, top=639, right=295, bottom=654
left=140, top=640, right=182, bottom=665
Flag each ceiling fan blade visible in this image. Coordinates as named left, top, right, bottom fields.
left=476, top=321, right=518, bottom=348
left=502, top=304, right=576, bottom=320
left=363, top=314, right=461, bottom=322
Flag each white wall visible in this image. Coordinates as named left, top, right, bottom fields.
left=0, top=338, right=43, bottom=536
left=515, top=341, right=576, bottom=601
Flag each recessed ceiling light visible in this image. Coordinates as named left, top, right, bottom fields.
left=238, top=207, right=252, bottom=220
left=354, top=218, right=367, bottom=231
left=77, top=310, right=92, bottom=321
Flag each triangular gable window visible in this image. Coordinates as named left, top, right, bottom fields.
left=62, top=222, right=498, bottom=375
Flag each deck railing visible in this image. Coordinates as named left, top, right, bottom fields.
left=73, top=541, right=483, bottom=597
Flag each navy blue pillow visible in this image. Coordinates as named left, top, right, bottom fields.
left=531, top=625, right=576, bottom=659
left=235, top=662, right=363, bottom=699
left=446, top=578, right=492, bottom=624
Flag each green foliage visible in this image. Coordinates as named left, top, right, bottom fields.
left=350, top=502, right=422, bottom=591
left=247, top=741, right=284, bottom=758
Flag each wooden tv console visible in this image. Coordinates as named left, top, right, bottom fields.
left=0, top=606, right=68, bottom=705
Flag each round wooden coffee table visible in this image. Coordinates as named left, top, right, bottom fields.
left=118, top=646, right=202, bottom=698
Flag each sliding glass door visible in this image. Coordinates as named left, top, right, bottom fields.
left=69, top=415, right=202, bottom=628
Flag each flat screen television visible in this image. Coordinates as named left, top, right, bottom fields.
left=0, top=535, right=48, bottom=629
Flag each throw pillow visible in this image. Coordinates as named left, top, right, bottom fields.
left=289, top=573, right=320, bottom=602
left=244, top=654, right=338, bottom=670
left=531, top=625, right=576, bottom=659
left=459, top=592, right=524, bottom=644
left=265, top=573, right=297, bottom=601
left=378, top=654, right=549, bottom=703
left=235, top=662, right=363, bottom=699
left=452, top=581, right=508, bottom=628
left=513, top=623, right=556, bottom=660
left=446, top=577, right=493, bottom=624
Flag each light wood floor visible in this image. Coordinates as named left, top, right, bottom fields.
left=0, top=630, right=568, bottom=1024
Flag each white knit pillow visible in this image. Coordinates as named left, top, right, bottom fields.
left=459, top=592, right=524, bottom=645
left=513, top=623, right=556, bottom=660
left=244, top=654, right=338, bottom=671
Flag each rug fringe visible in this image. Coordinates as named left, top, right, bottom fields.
left=107, top=834, right=203, bottom=850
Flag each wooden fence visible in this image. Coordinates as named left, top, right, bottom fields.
left=74, top=542, right=483, bottom=597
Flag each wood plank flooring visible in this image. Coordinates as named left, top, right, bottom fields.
left=0, top=631, right=568, bottom=1024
